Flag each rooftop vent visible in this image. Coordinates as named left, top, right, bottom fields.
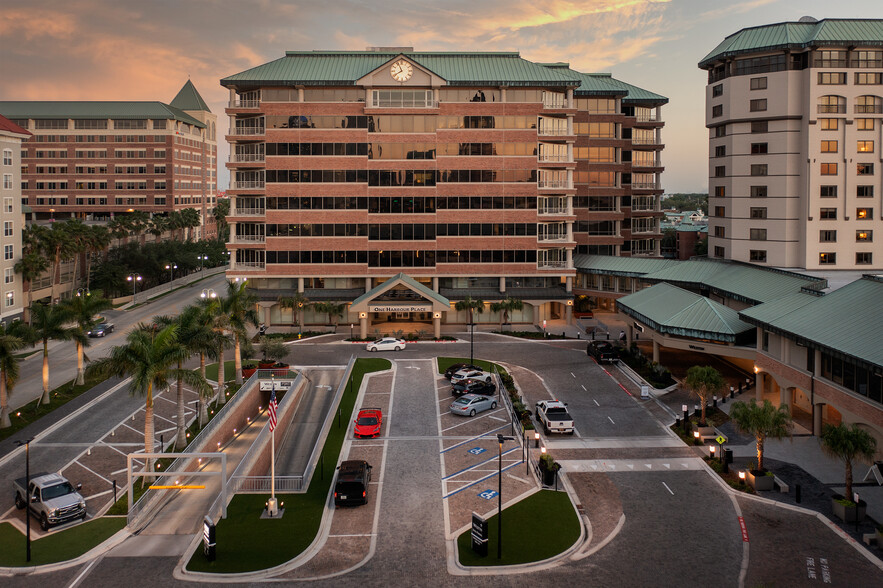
left=798, top=16, right=818, bottom=23
left=367, top=46, right=414, bottom=52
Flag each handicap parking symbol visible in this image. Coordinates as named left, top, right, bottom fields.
left=478, top=490, right=499, bottom=500
left=468, top=447, right=487, bottom=455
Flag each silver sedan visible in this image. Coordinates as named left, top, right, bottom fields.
left=449, top=393, right=497, bottom=417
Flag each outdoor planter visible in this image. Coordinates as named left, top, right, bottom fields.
left=746, top=469, right=775, bottom=491
left=831, top=495, right=867, bottom=523
left=541, top=466, right=559, bottom=487
left=242, top=364, right=258, bottom=379
left=258, top=361, right=276, bottom=369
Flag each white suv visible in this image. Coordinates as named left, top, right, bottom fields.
left=366, top=337, right=406, bottom=352
left=450, top=368, right=492, bottom=384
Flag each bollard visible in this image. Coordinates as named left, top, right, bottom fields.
left=713, top=395, right=717, bottom=408
left=113, top=480, right=117, bottom=504
left=338, top=407, right=341, bottom=428
left=577, top=333, right=580, bottom=339
left=606, top=332, right=610, bottom=340
left=795, top=484, right=801, bottom=503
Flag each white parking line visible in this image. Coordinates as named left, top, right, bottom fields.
left=73, top=460, right=112, bottom=484
left=581, top=384, right=587, bottom=391
left=440, top=408, right=506, bottom=432
left=662, top=482, right=675, bottom=495
left=570, top=372, right=575, bottom=378
left=607, top=416, right=615, bottom=424
left=593, top=399, right=600, bottom=406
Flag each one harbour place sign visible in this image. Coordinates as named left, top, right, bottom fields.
left=368, top=304, right=431, bottom=313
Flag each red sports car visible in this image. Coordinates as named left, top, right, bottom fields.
left=354, top=408, right=383, bottom=438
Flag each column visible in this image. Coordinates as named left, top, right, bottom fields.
left=565, top=276, right=572, bottom=292
left=297, top=277, right=304, bottom=293
left=780, top=386, right=793, bottom=415
left=566, top=88, right=573, bottom=109
left=756, top=373, right=764, bottom=401
left=297, top=86, right=304, bottom=102
left=499, top=277, right=506, bottom=293
left=652, top=339, right=660, bottom=363
left=365, top=277, right=372, bottom=292
left=813, top=403, right=824, bottom=436
left=432, top=277, right=439, bottom=292
left=360, top=313, right=368, bottom=339
left=434, top=313, right=441, bottom=339
left=566, top=248, right=573, bottom=269
left=264, top=305, right=272, bottom=325
left=565, top=303, right=572, bottom=325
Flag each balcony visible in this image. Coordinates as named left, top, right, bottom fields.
left=631, top=182, right=661, bottom=190
left=630, top=225, right=659, bottom=235
left=232, top=207, right=265, bottom=216
left=630, top=200, right=661, bottom=212
left=634, top=113, right=659, bottom=123
left=538, top=206, right=569, bottom=215
left=538, top=154, right=573, bottom=163
left=233, top=260, right=266, bottom=270
left=229, top=99, right=260, bottom=108
left=543, top=95, right=567, bottom=109
left=232, top=234, right=266, bottom=243
left=230, top=180, right=265, bottom=190
left=538, top=179, right=572, bottom=190
left=538, top=126, right=569, bottom=137
left=631, top=159, right=660, bottom=168
left=228, top=127, right=266, bottom=136
left=632, top=137, right=661, bottom=146
left=230, top=153, right=265, bottom=163
left=537, top=260, right=569, bottom=269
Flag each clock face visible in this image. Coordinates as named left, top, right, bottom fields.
left=390, top=60, right=413, bottom=82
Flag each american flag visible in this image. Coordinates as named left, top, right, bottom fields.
left=268, top=390, right=278, bottom=432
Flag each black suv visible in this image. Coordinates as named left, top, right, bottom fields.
left=587, top=341, right=619, bottom=364
left=334, top=460, right=372, bottom=507
left=452, top=379, right=496, bottom=397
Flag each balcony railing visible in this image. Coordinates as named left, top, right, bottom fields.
left=631, top=248, right=658, bottom=257
left=233, top=260, right=266, bottom=269
left=538, top=179, right=572, bottom=189
left=230, top=153, right=265, bottom=163
left=538, top=154, right=573, bottom=163
left=538, top=126, right=569, bottom=136
left=538, top=234, right=568, bottom=242
left=631, top=182, right=660, bottom=190
left=230, top=181, right=265, bottom=190
left=537, top=260, right=568, bottom=269
left=632, top=138, right=660, bottom=145
left=232, top=207, right=265, bottom=216
left=538, top=206, right=569, bottom=215
left=855, top=105, right=883, bottom=114
left=543, top=95, right=567, bottom=109
left=632, top=159, right=659, bottom=167
left=233, top=234, right=266, bottom=243
left=229, top=99, right=260, bottom=108
left=634, top=113, right=659, bottom=122
left=817, top=105, right=846, bottom=114
left=631, top=201, right=661, bottom=212
left=229, top=127, right=266, bottom=136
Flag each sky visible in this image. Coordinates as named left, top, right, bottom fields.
left=2, top=0, right=881, bottom=193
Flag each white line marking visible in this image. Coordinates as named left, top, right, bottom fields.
left=73, top=460, right=112, bottom=484
left=570, top=372, right=575, bottom=378
left=327, top=533, right=376, bottom=538
left=662, top=482, right=675, bottom=495
left=593, top=399, right=600, bottom=406
left=66, top=554, right=100, bottom=588
left=581, top=384, right=587, bottom=391
left=607, top=416, right=615, bottom=424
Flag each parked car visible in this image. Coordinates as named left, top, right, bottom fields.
left=334, top=460, right=372, bottom=506
left=13, top=472, right=86, bottom=531
left=450, top=393, right=497, bottom=417
left=450, top=368, right=492, bottom=384
left=444, top=363, right=482, bottom=380
left=353, top=408, right=383, bottom=438
left=535, top=399, right=575, bottom=435
left=87, top=322, right=114, bottom=337
left=366, top=337, right=406, bottom=352
left=452, top=379, right=496, bottom=397
left=587, top=341, right=619, bottom=364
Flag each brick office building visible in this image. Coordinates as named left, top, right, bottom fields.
left=220, top=50, right=666, bottom=334
left=0, top=115, right=30, bottom=322
left=0, top=81, right=218, bottom=236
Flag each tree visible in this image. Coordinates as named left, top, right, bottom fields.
left=0, top=321, right=29, bottom=428
left=179, top=208, right=201, bottom=241
left=60, top=293, right=113, bottom=385
left=684, top=365, right=725, bottom=426
left=14, top=252, right=49, bottom=324
left=224, top=280, right=260, bottom=385
left=490, top=297, right=523, bottom=330
left=455, top=296, right=484, bottom=365
left=213, top=198, right=230, bottom=242
left=730, top=399, right=793, bottom=472
left=820, top=423, right=878, bottom=501
left=277, top=292, right=310, bottom=332
left=199, top=295, right=233, bottom=404
left=313, top=301, right=345, bottom=326
left=42, top=223, right=77, bottom=304
left=86, top=323, right=210, bottom=473
left=85, top=225, right=112, bottom=290
left=29, top=302, right=74, bottom=405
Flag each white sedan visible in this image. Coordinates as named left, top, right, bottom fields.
left=450, top=394, right=497, bottom=417
left=450, top=368, right=492, bottom=384
left=366, top=337, right=406, bottom=352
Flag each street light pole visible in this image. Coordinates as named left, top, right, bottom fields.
left=497, top=434, right=514, bottom=559
left=14, top=438, right=33, bottom=562
left=469, top=310, right=475, bottom=365
left=165, top=264, right=177, bottom=291
left=127, top=274, right=142, bottom=304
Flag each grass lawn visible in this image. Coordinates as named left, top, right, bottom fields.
left=186, top=357, right=391, bottom=573
left=203, top=360, right=236, bottom=383
left=0, top=517, right=126, bottom=567
left=457, top=490, right=579, bottom=566
left=0, top=371, right=109, bottom=442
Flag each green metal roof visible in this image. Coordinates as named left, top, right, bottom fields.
left=351, top=273, right=450, bottom=308
left=222, top=51, right=577, bottom=88
left=739, top=275, right=883, bottom=368
left=170, top=80, right=211, bottom=113
left=699, top=18, right=883, bottom=68
left=616, top=282, right=753, bottom=343
left=0, top=101, right=206, bottom=128
left=572, top=254, right=680, bottom=277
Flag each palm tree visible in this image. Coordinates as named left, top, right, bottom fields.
left=278, top=292, right=310, bottom=334
left=180, top=208, right=201, bottom=241
left=85, top=225, right=112, bottom=290
left=199, top=296, right=233, bottom=405
left=42, top=223, right=77, bottom=304
left=455, top=296, right=484, bottom=365
left=730, top=399, right=793, bottom=472
left=213, top=198, right=230, bottom=242
left=107, top=216, right=131, bottom=248
left=684, top=365, right=726, bottom=426
left=128, top=210, right=150, bottom=245
left=820, top=423, right=878, bottom=501
left=0, top=321, right=29, bottom=428
left=86, top=323, right=210, bottom=473
left=490, top=297, right=523, bottom=330
left=224, top=280, right=259, bottom=385
left=59, top=293, right=113, bottom=385
left=313, top=300, right=345, bottom=327
left=14, top=252, right=49, bottom=324
left=29, top=302, right=74, bottom=405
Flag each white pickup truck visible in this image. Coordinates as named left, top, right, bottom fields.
left=13, top=472, right=86, bottom=530
left=535, top=400, right=575, bottom=435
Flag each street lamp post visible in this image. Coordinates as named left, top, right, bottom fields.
left=497, top=434, right=515, bottom=559
left=126, top=274, right=142, bottom=304
left=469, top=316, right=475, bottom=366
left=14, top=438, right=34, bottom=562
left=75, top=288, right=89, bottom=297
left=197, top=255, right=209, bottom=278
left=165, top=264, right=178, bottom=291
left=200, top=288, right=217, bottom=300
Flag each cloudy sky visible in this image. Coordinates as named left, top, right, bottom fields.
left=2, top=0, right=880, bottom=192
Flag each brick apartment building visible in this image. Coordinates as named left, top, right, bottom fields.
left=0, top=115, right=30, bottom=322
left=220, top=50, right=666, bottom=333
left=0, top=81, right=218, bottom=237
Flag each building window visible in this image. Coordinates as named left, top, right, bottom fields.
left=4, top=292, right=13, bottom=308
left=818, top=72, right=846, bottom=85
left=2, top=221, right=11, bottom=236
left=714, top=226, right=725, bottom=238
left=715, top=206, right=725, bottom=217
left=714, top=166, right=726, bottom=177
left=857, top=185, right=874, bottom=198
left=762, top=330, right=769, bottom=351
left=855, top=95, right=882, bottom=114
left=820, top=208, right=837, bottom=220
left=819, top=118, right=839, bottom=131
left=749, top=250, right=767, bottom=262
left=851, top=50, right=883, bottom=68
left=1, top=174, right=11, bottom=189
left=856, top=230, right=872, bottom=242
left=750, top=121, right=768, bottom=134
left=819, top=252, right=836, bottom=265
left=712, top=105, right=723, bottom=118
left=820, top=163, right=838, bottom=175
left=751, top=143, right=768, bottom=154
left=820, top=185, right=838, bottom=198
left=857, top=163, right=874, bottom=175
left=3, top=245, right=11, bottom=260
left=714, top=125, right=726, bottom=137
left=714, top=186, right=725, bottom=197
left=750, top=77, right=767, bottom=90
left=152, top=119, right=167, bottom=130
left=714, top=246, right=725, bottom=258
left=750, top=185, right=767, bottom=198
left=856, top=118, right=875, bottom=131
left=712, top=84, right=723, bottom=97
left=749, top=99, right=767, bottom=112
left=749, top=228, right=767, bottom=240
left=714, top=145, right=726, bottom=157
left=2, top=149, right=11, bottom=166
left=370, top=89, right=435, bottom=108
left=820, top=140, right=838, bottom=153
left=856, top=252, right=873, bottom=265
left=750, top=164, right=768, bottom=176
left=750, top=207, right=767, bottom=219
left=818, top=95, right=846, bottom=114
left=3, top=268, right=12, bottom=284
left=816, top=50, right=847, bottom=67
left=3, top=197, right=11, bottom=212
left=820, top=230, right=837, bottom=243
left=856, top=208, right=873, bottom=220
left=855, top=72, right=883, bottom=85
left=857, top=141, right=874, bottom=153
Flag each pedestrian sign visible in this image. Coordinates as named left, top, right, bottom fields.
left=715, top=435, right=727, bottom=445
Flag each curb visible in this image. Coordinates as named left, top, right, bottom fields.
left=0, top=524, right=131, bottom=577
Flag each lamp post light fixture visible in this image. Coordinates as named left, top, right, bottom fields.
left=738, top=471, right=746, bottom=481
left=126, top=274, right=142, bottom=303
left=709, top=445, right=716, bottom=459
left=496, top=434, right=515, bottom=560
left=75, top=288, right=90, bottom=297
left=14, top=438, right=34, bottom=562
left=165, top=264, right=178, bottom=290
left=197, top=255, right=209, bottom=277
left=200, top=288, right=217, bottom=300
left=534, top=431, right=540, bottom=448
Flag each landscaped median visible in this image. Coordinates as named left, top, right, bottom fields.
left=184, top=357, right=390, bottom=574
left=0, top=517, right=126, bottom=567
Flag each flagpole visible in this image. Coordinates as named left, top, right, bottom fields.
left=268, top=376, right=278, bottom=517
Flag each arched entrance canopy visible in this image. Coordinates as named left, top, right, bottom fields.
left=350, top=273, right=450, bottom=338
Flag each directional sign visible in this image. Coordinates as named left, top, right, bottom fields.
left=468, top=447, right=487, bottom=455
left=478, top=489, right=498, bottom=500
left=716, top=435, right=727, bottom=445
